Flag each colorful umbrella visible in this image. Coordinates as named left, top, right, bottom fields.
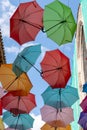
left=0, top=99, right=2, bottom=115
left=5, top=128, right=18, bottom=130
left=13, top=44, right=41, bottom=77
left=82, top=82, right=87, bottom=93
left=40, top=105, right=74, bottom=127
left=78, top=112, right=87, bottom=130
left=80, top=96, right=87, bottom=112
left=42, top=85, right=79, bottom=109
left=10, top=1, right=43, bottom=44
left=1, top=92, right=36, bottom=115
left=3, top=111, right=34, bottom=130
left=40, top=49, right=71, bottom=88
left=41, top=123, right=71, bottom=130
left=0, top=117, right=5, bottom=130
left=0, top=64, right=32, bottom=93
left=43, top=0, right=76, bottom=45
left=5, top=127, right=31, bottom=130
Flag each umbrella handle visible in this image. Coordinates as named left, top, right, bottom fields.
left=19, top=19, right=43, bottom=30
left=42, top=20, right=66, bottom=33
left=21, top=55, right=41, bottom=74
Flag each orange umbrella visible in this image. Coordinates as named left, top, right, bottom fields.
left=41, top=123, right=71, bottom=130
left=0, top=64, right=32, bottom=94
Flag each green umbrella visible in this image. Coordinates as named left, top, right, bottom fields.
left=3, top=111, right=34, bottom=130
left=43, top=0, right=76, bottom=45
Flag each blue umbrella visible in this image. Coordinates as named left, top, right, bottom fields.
left=3, top=111, right=34, bottom=130
left=13, top=44, right=41, bottom=77
left=41, top=85, right=79, bottom=109
left=82, top=82, right=87, bottom=93
left=78, top=112, right=87, bottom=130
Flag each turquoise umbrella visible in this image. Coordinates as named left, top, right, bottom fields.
left=3, top=111, right=34, bottom=130
left=13, top=44, right=41, bottom=77
left=42, top=85, right=79, bottom=109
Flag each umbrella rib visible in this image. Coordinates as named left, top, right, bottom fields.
left=21, top=55, right=41, bottom=73
left=19, top=19, right=42, bottom=30
left=21, top=98, right=31, bottom=113
left=46, top=6, right=62, bottom=19
left=43, top=20, right=66, bottom=33
left=4, top=77, right=18, bottom=91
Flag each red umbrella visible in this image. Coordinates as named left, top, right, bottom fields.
left=0, top=99, right=2, bottom=115
left=40, top=105, right=74, bottom=127
left=10, top=1, right=44, bottom=44
left=80, top=96, right=87, bottom=112
left=1, top=92, right=36, bottom=115
left=40, top=49, right=71, bottom=88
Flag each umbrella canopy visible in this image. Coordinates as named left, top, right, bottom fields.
left=40, top=49, right=71, bottom=88
left=10, top=1, right=43, bottom=44
left=0, top=99, right=2, bottom=115
left=80, top=96, right=87, bottom=112
left=13, top=44, right=41, bottom=77
left=1, top=92, right=36, bottom=115
left=5, top=128, right=31, bottom=130
left=42, top=85, right=79, bottom=108
left=5, top=128, right=18, bottom=130
left=78, top=112, right=87, bottom=130
left=41, top=123, right=71, bottom=130
left=0, top=117, right=5, bottom=130
left=40, top=105, right=74, bottom=127
left=43, top=0, right=76, bottom=46
left=0, top=64, right=32, bottom=93
left=3, top=111, right=34, bottom=130
left=82, top=82, right=87, bottom=93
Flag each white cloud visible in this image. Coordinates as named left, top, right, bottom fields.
left=0, top=0, right=16, bottom=37
left=5, top=46, right=20, bottom=54
left=30, top=113, right=45, bottom=130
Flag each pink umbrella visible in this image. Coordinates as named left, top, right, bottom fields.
left=80, top=96, right=87, bottom=112
left=40, top=105, right=74, bottom=127
left=5, top=128, right=18, bottom=130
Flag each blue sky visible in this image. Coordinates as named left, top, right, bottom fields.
left=0, top=0, right=80, bottom=129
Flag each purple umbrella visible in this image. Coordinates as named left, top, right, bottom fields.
left=80, top=96, right=87, bottom=112
left=40, top=105, right=74, bottom=127
left=78, top=112, right=87, bottom=130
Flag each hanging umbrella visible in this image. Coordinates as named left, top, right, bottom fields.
left=40, top=105, right=74, bottom=127
left=0, top=99, right=2, bottom=115
left=3, top=111, right=34, bottom=130
left=13, top=44, right=41, bottom=77
left=5, top=127, right=31, bottom=130
left=1, top=92, right=36, bottom=115
left=40, top=49, right=71, bottom=88
left=41, top=123, right=71, bottom=130
left=0, top=64, right=32, bottom=93
left=82, top=82, right=87, bottom=93
left=80, top=96, right=87, bottom=112
left=42, top=85, right=79, bottom=109
left=5, top=128, right=18, bottom=130
left=10, top=1, right=43, bottom=44
left=43, top=0, right=76, bottom=46
left=78, top=112, right=87, bottom=130
left=0, top=117, right=5, bottom=130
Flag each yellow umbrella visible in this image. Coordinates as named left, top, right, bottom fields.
left=41, top=123, right=71, bottom=130
left=0, top=64, right=32, bottom=95
left=0, top=117, right=5, bottom=130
